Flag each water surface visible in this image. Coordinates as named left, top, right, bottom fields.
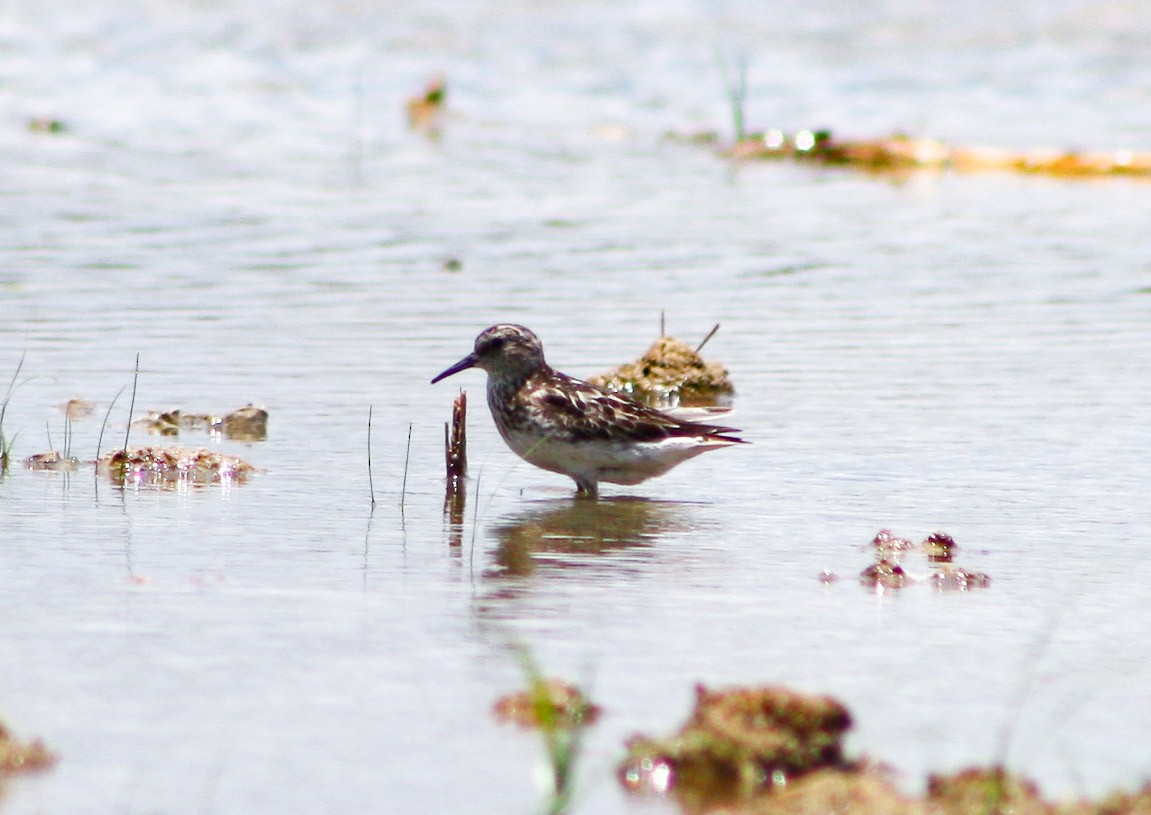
left=2, top=1, right=1150, bottom=812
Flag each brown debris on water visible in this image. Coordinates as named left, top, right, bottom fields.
left=27, top=117, right=66, bottom=134
left=588, top=334, right=734, bottom=408
left=620, top=684, right=853, bottom=804
left=618, top=683, right=1151, bottom=815
left=98, top=446, right=256, bottom=487
left=493, top=678, right=602, bottom=730
left=134, top=409, right=182, bottom=436
left=0, top=719, right=57, bottom=776
left=859, top=558, right=908, bottom=590
left=406, top=76, right=446, bottom=135
left=922, top=531, right=958, bottom=563
left=443, top=391, right=467, bottom=539
left=743, top=767, right=919, bottom=815
left=23, top=450, right=81, bottom=472
left=1093, top=782, right=1151, bottom=815
left=927, top=767, right=1054, bottom=815
left=216, top=404, right=268, bottom=441
left=60, top=397, right=96, bottom=420
left=724, top=128, right=1151, bottom=179
left=859, top=530, right=989, bottom=593
left=132, top=405, right=268, bottom=441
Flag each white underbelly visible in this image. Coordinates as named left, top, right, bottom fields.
left=500, top=427, right=718, bottom=486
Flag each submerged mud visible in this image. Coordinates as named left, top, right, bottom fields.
left=98, top=446, right=256, bottom=487
left=0, top=719, right=56, bottom=776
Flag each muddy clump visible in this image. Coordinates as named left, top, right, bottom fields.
left=98, top=446, right=256, bottom=486
left=59, top=397, right=96, bottom=420
left=620, top=684, right=853, bottom=804
left=216, top=405, right=268, bottom=441
left=23, top=450, right=81, bottom=472
left=859, top=530, right=990, bottom=592
left=744, top=766, right=919, bottom=815
left=725, top=128, right=1151, bottom=179
left=133, top=405, right=268, bottom=441
left=493, top=678, right=602, bottom=730
left=927, top=767, right=1054, bottom=815
left=588, top=335, right=734, bottom=408
left=406, top=76, right=446, bottom=135
left=0, top=720, right=57, bottom=776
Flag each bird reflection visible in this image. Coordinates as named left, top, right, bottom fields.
left=488, top=497, right=685, bottom=578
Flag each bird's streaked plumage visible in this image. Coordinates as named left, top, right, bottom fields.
left=431, top=324, right=746, bottom=497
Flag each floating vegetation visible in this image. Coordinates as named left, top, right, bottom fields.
left=761, top=767, right=918, bottom=815
left=60, top=398, right=96, bottom=420
left=927, top=767, right=1051, bottom=815
left=1, top=353, right=28, bottom=473
left=859, top=530, right=990, bottom=592
left=493, top=678, right=602, bottom=730
left=588, top=332, right=734, bottom=408
left=719, top=128, right=1151, bottom=180
left=134, top=409, right=181, bottom=436
left=498, top=651, right=599, bottom=815
left=216, top=405, right=268, bottom=441
left=406, top=76, right=446, bottom=136
left=132, top=405, right=268, bottom=441
left=620, top=684, right=853, bottom=805
left=0, top=719, right=57, bottom=776
left=23, top=450, right=80, bottom=472
left=619, top=684, right=1151, bottom=815
left=27, top=117, right=66, bottom=134
left=98, top=446, right=256, bottom=487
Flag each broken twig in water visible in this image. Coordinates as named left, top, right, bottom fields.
left=445, top=391, right=467, bottom=489
left=444, top=391, right=467, bottom=535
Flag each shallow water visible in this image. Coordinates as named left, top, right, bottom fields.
left=2, top=1, right=1151, bottom=812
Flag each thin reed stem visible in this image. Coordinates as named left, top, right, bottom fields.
left=122, top=354, right=140, bottom=455
left=400, top=423, right=412, bottom=511
left=695, top=323, right=721, bottom=353
left=95, top=386, right=125, bottom=463
left=367, top=404, right=376, bottom=507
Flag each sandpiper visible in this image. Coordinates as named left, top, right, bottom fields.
left=431, top=324, right=747, bottom=498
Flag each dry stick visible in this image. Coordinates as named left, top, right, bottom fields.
left=400, top=423, right=413, bottom=511
left=367, top=404, right=376, bottom=507
left=122, top=353, right=140, bottom=456
left=444, top=390, right=467, bottom=498
left=695, top=323, right=721, bottom=354
left=443, top=392, right=468, bottom=545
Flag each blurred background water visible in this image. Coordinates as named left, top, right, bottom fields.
left=1, top=1, right=1150, bottom=812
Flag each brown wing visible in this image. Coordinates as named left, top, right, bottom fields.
left=522, top=371, right=744, bottom=444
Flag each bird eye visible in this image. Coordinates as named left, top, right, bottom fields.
left=486, top=336, right=506, bottom=351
